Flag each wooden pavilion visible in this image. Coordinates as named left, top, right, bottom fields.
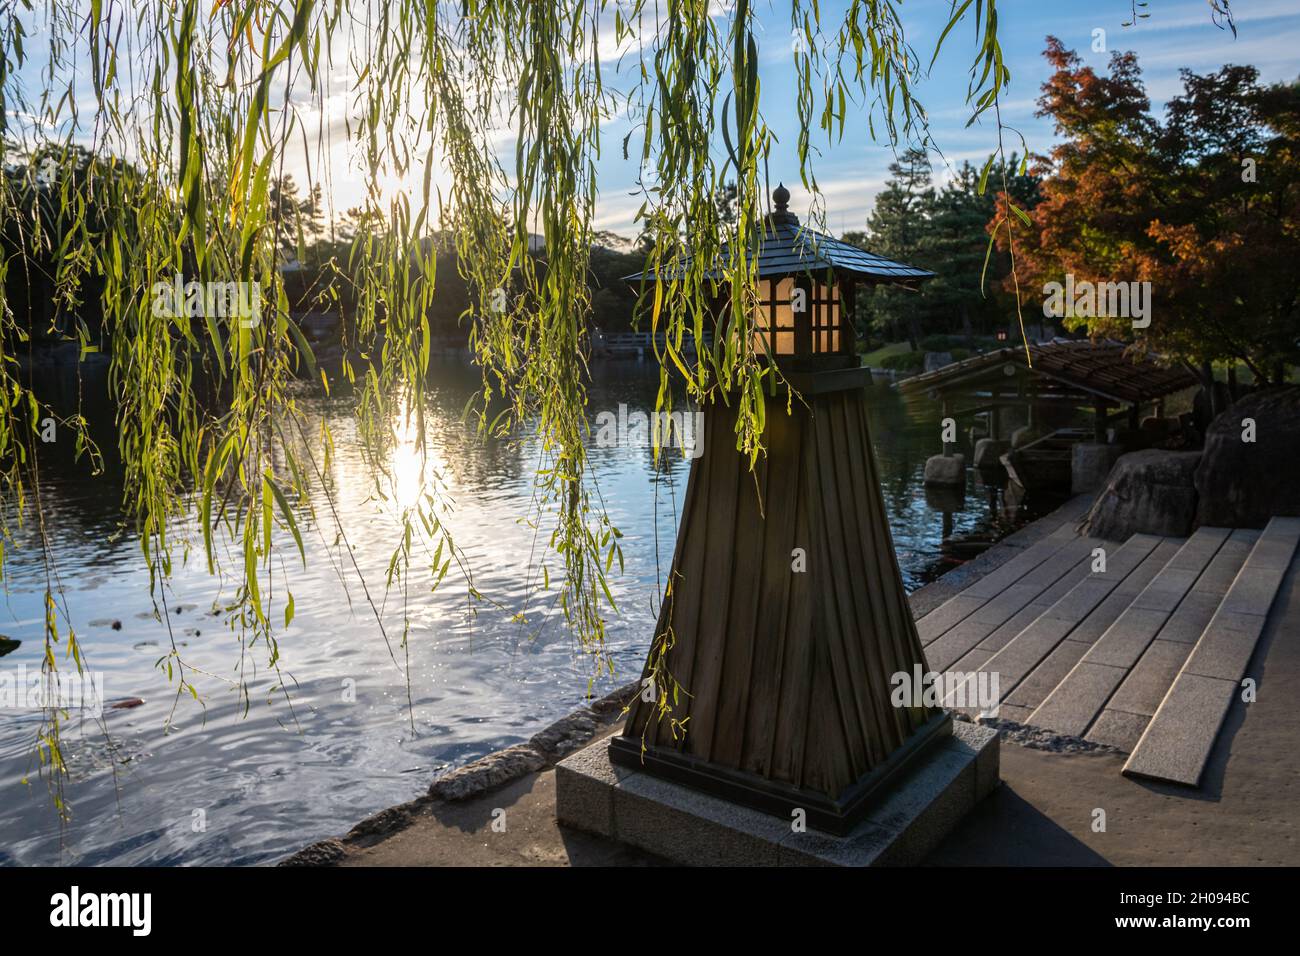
left=896, top=341, right=1200, bottom=449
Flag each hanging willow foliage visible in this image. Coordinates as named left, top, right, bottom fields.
left=0, top=0, right=1032, bottom=811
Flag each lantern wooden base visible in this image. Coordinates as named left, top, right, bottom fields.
left=616, top=364, right=951, bottom=834
left=609, top=709, right=952, bottom=835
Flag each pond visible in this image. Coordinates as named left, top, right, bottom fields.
left=0, top=358, right=1044, bottom=865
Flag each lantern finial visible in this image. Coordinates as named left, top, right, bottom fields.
left=769, top=183, right=798, bottom=227
left=773, top=182, right=790, bottom=212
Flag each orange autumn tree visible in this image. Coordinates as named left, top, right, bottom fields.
left=996, top=38, right=1300, bottom=390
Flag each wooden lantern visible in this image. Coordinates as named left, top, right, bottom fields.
left=612, top=185, right=944, bottom=834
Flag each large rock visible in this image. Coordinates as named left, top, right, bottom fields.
left=1082, top=449, right=1202, bottom=541
left=924, top=453, right=966, bottom=487
left=428, top=744, right=546, bottom=800
left=1195, top=387, right=1300, bottom=528
left=1071, top=443, right=1120, bottom=495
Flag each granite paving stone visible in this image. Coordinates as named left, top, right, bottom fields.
left=1085, top=709, right=1151, bottom=752
left=1084, top=606, right=1172, bottom=669
left=1028, top=661, right=1127, bottom=737
left=1107, top=639, right=1193, bottom=717
left=1122, top=673, right=1238, bottom=786
left=1003, top=639, right=1090, bottom=711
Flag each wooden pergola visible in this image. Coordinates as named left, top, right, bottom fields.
left=896, top=342, right=1200, bottom=449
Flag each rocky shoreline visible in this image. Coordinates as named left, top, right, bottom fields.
left=279, top=492, right=1098, bottom=867
left=278, top=679, right=642, bottom=866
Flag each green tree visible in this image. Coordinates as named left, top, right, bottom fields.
left=920, top=158, right=1038, bottom=338
left=1144, top=65, right=1300, bottom=384
left=847, top=150, right=1038, bottom=345
left=1001, top=40, right=1300, bottom=387
left=852, top=147, right=933, bottom=347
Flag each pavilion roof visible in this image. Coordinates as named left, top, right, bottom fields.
left=895, top=341, right=1199, bottom=406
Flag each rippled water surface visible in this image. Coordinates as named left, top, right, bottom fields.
left=0, top=359, right=1038, bottom=865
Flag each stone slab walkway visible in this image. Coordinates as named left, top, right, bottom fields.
left=1123, top=517, right=1300, bottom=785
left=916, top=509, right=1300, bottom=792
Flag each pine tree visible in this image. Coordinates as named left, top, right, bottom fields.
left=846, top=148, right=1039, bottom=346
left=856, top=148, right=933, bottom=347
left=922, top=157, right=1039, bottom=338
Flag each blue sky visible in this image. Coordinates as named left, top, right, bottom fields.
left=587, top=0, right=1300, bottom=237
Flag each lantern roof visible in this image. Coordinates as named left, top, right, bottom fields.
left=624, top=184, right=935, bottom=285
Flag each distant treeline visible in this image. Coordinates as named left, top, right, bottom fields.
left=0, top=161, right=650, bottom=353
